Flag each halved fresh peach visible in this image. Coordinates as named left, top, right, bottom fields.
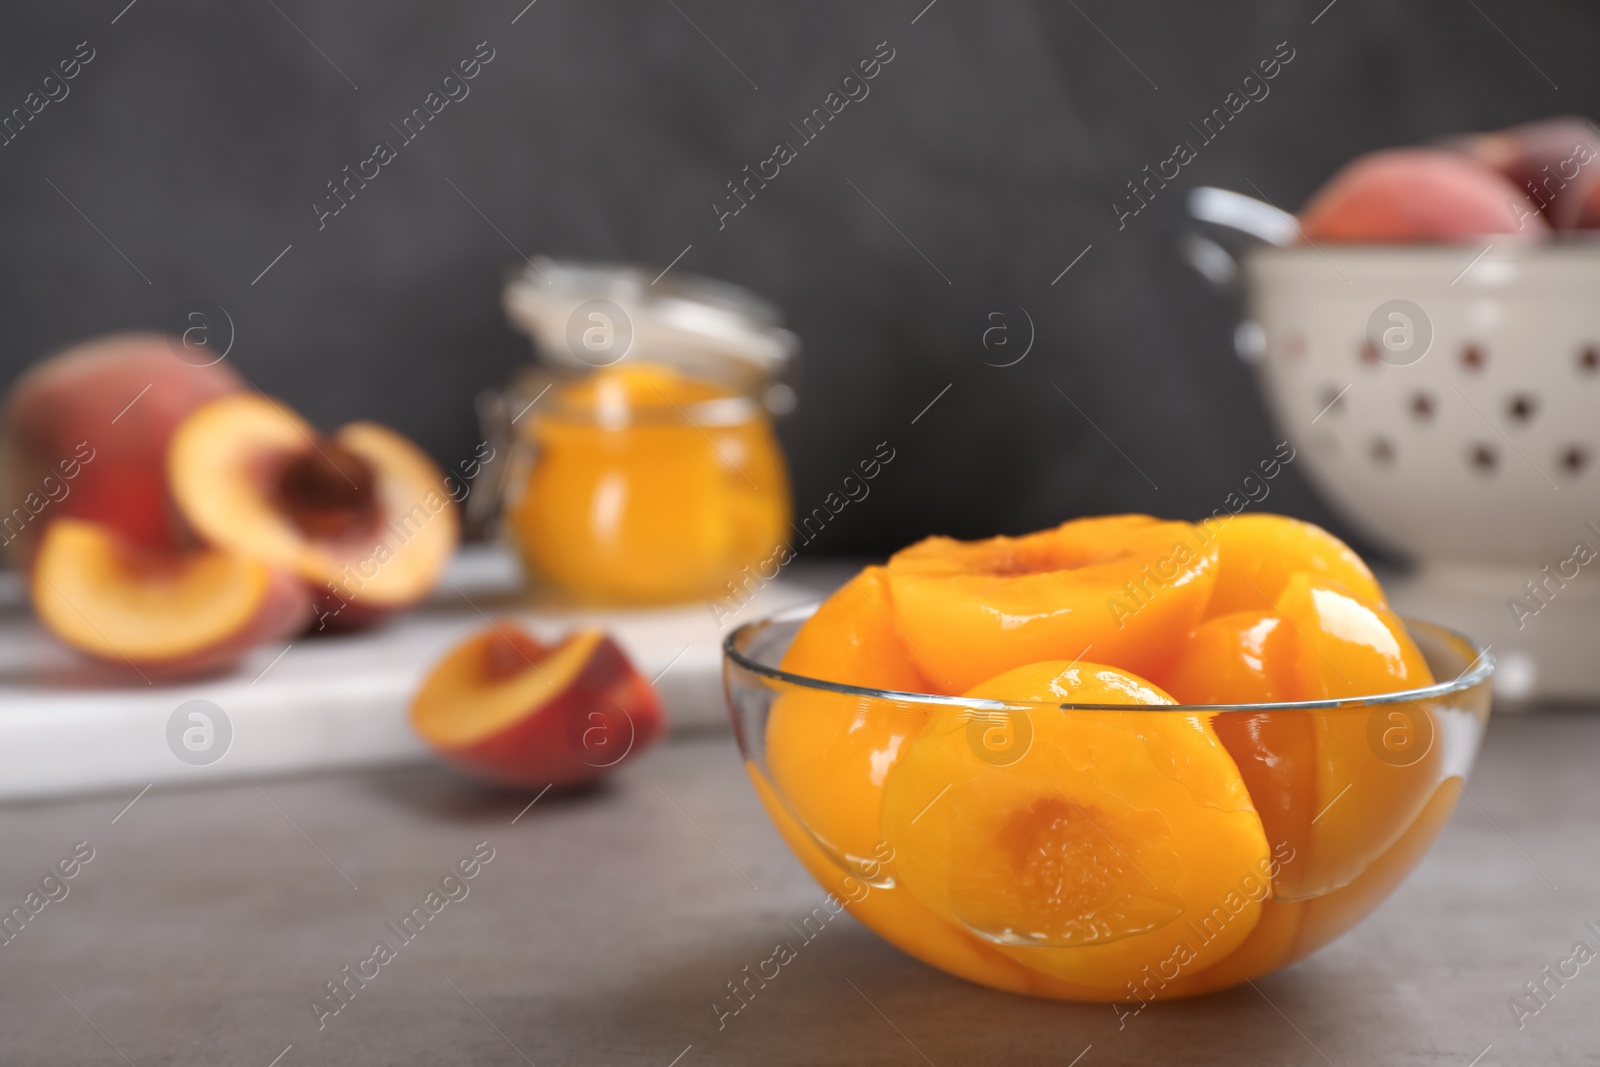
left=885, top=516, right=1218, bottom=693
left=880, top=660, right=1269, bottom=993
left=410, top=621, right=664, bottom=788
left=168, top=393, right=458, bottom=629
left=767, top=567, right=931, bottom=877
left=31, top=517, right=310, bottom=676
left=1203, top=514, right=1384, bottom=619
left=1271, top=573, right=1440, bottom=898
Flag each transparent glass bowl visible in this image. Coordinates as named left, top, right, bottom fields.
left=724, top=603, right=1493, bottom=1001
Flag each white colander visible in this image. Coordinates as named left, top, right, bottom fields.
left=1190, top=188, right=1600, bottom=702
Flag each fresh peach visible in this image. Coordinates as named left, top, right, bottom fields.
left=1300, top=147, right=1546, bottom=241
left=410, top=622, right=664, bottom=787
left=1445, top=117, right=1600, bottom=229
left=0, top=333, right=243, bottom=563
left=31, top=518, right=310, bottom=677
left=167, top=393, right=458, bottom=629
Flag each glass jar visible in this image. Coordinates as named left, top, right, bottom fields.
left=487, top=260, right=797, bottom=604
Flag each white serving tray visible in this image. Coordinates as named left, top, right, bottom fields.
left=0, top=547, right=816, bottom=801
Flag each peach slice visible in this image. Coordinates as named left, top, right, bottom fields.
left=744, top=764, right=1077, bottom=999
left=1275, top=573, right=1432, bottom=700
left=744, top=763, right=1125, bottom=1000
left=1156, top=609, right=1318, bottom=906
left=31, top=518, right=310, bottom=676
left=1162, top=776, right=1463, bottom=997
left=777, top=566, right=927, bottom=693
left=1290, top=776, right=1462, bottom=957
left=168, top=393, right=458, bottom=628
left=885, top=515, right=1218, bottom=693
left=410, top=622, right=664, bottom=788
left=1203, top=514, right=1384, bottom=620
left=1272, top=573, right=1440, bottom=898
left=767, top=567, right=931, bottom=876
left=1, top=333, right=243, bottom=562
left=1157, top=609, right=1300, bottom=705
left=1164, top=578, right=1442, bottom=902
left=880, top=660, right=1270, bottom=994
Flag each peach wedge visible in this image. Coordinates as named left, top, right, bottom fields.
left=32, top=518, right=310, bottom=676
left=410, top=622, right=664, bottom=787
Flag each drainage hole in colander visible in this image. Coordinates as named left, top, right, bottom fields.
left=1561, top=445, right=1591, bottom=477
left=1507, top=394, right=1539, bottom=424
left=1410, top=392, right=1435, bottom=420
left=1469, top=442, right=1498, bottom=473
left=1369, top=437, right=1396, bottom=465
left=1580, top=347, right=1598, bottom=375
left=1462, top=345, right=1487, bottom=372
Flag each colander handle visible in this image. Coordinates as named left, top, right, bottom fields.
left=1179, top=187, right=1299, bottom=291
left=1187, top=187, right=1299, bottom=245
left=1180, top=187, right=1302, bottom=363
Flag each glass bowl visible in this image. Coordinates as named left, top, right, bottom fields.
left=723, top=603, right=1493, bottom=1002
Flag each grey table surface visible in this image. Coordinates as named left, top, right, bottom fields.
left=0, top=708, right=1594, bottom=1067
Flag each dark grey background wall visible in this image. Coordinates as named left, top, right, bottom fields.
left=0, top=0, right=1592, bottom=555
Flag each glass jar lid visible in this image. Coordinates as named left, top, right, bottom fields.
left=502, top=257, right=800, bottom=415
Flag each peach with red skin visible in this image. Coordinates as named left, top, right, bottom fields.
left=411, top=622, right=665, bottom=788
left=1, top=333, right=243, bottom=563
left=1445, top=117, right=1600, bottom=229
left=1300, top=147, right=1547, bottom=242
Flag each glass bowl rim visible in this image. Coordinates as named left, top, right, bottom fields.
left=723, top=601, right=1495, bottom=713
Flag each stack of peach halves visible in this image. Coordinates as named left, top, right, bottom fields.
left=1, top=335, right=458, bottom=677
left=765, top=513, right=1453, bottom=1000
